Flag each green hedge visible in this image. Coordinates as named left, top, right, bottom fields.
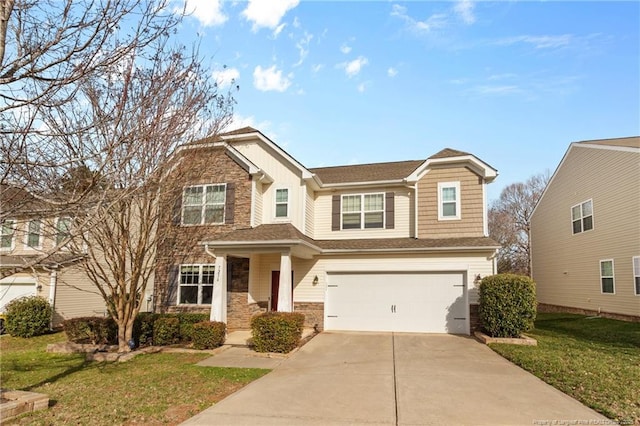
left=479, top=274, right=537, bottom=338
left=191, top=321, right=226, bottom=349
left=177, top=313, right=209, bottom=342
left=153, top=316, right=180, bottom=346
left=133, top=312, right=160, bottom=347
left=4, top=296, right=52, bottom=338
left=63, top=316, right=117, bottom=345
left=132, top=312, right=209, bottom=347
left=251, top=312, right=305, bottom=353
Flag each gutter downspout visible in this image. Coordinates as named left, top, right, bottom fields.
left=48, top=269, right=58, bottom=330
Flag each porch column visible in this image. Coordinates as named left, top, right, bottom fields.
left=211, top=254, right=227, bottom=322
left=277, top=251, right=293, bottom=312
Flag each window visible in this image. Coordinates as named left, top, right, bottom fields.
left=600, top=259, right=615, bottom=294
left=438, top=182, right=461, bottom=220
left=182, top=184, right=226, bottom=225
left=1, top=219, right=15, bottom=250
left=26, top=220, right=41, bottom=248
left=572, top=200, right=593, bottom=234
left=179, top=264, right=215, bottom=304
left=56, top=217, right=72, bottom=246
left=633, top=257, right=640, bottom=296
left=341, top=193, right=384, bottom=229
left=275, top=188, right=289, bottom=218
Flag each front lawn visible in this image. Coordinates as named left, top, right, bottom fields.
left=0, top=332, right=269, bottom=425
left=489, top=313, right=640, bottom=425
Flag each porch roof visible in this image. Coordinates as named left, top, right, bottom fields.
left=200, top=224, right=500, bottom=256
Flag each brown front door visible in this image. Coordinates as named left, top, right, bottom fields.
left=270, top=271, right=294, bottom=311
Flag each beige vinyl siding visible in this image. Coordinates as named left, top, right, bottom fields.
left=531, top=145, right=640, bottom=317
left=305, top=187, right=315, bottom=238
left=313, top=188, right=412, bottom=239
left=53, top=266, right=108, bottom=326
left=417, top=166, right=485, bottom=238
left=253, top=179, right=263, bottom=226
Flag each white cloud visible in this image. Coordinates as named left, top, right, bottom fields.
left=212, top=67, right=239, bottom=87
left=242, top=0, right=299, bottom=32
left=293, top=17, right=301, bottom=28
left=340, top=44, right=352, bottom=54
left=454, top=0, right=475, bottom=25
left=226, top=114, right=272, bottom=133
left=253, top=65, right=292, bottom=92
left=391, top=4, right=448, bottom=34
left=311, top=64, right=324, bottom=73
left=495, top=35, right=573, bottom=49
left=339, top=56, right=368, bottom=78
left=273, top=23, right=287, bottom=38
left=177, top=0, right=227, bottom=27
left=387, top=67, right=398, bottom=78
left=293, top=32, right=313, bottom=67
left=357, top=82, right=368, bottom=93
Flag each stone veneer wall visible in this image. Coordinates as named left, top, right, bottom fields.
left=294, top=302, right=324, bottom=331
left=469, top=303, right=481, bottom=333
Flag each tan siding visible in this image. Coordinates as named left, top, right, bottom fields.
left=53, top=266, right=109, bottom=326
left=305, top=187, right=315, bottom=238
left=531, top=145, right=640, bottom=317
left=417, top=166, right=485, bottom=238
left=253, top=180, right=263, bottom=226
left=313, top=187, right=412, bottom=239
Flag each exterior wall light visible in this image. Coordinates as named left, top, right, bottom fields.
left=312, top=275, right=319, bottom=285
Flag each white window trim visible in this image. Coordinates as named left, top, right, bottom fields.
left=633, top=256, right=640, bottom=296
left=55, top=217, right=73, bottom=249
left=274, top=187, right=290, bottom=221
left=0, top=218, right=16, bottom=251
left=24, top=219, right=43, bottom=250
left=599, top=259, right=615, bottom=295
left=178, top=264, right=216, bottom=305
left=181, top=183, right=227, bottom=226
left=340, top=193, right=385, bottom=230
left=438, top=181, right=461, bottom=221
left=571, top=199, right=594, bottom=235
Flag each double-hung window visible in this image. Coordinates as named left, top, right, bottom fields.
left=275, top=188, right=289, bottom=219
left=182, top=184, right=226, bottom=225
left=179, top=264, right=215, bottom=305
left=26, top=219, right=42, bottom=249
left=633, top=256, right=640, bottom=296
left=341, top=193, right=384, bottom=229
left=571, top=200, right=593, bottom=234
left=56, top=217, right=72, bottom=246
left=438, top=182, right=461, bottom=220
left=1, top=219, right=15, bottom=250
left=600, top=259, right=615, bottom=294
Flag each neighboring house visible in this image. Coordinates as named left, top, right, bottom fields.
left=531, top=137, right=640, bottom=321
left=154, top=127, right=500, bottom=334
left=0, top=187, right=155, bottom=326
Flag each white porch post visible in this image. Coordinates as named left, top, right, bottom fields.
left=277, top=251, right=293, bottom=312
left=211, top=254, right=227, bottom=322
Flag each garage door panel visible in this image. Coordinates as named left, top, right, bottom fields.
left=325, top=272, right=468, bottom=334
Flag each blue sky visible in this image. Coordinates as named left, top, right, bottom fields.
left=173, top=1, right=639, bottom=202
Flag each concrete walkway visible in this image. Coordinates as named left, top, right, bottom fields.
left=182, top=332, right=608, bottom=426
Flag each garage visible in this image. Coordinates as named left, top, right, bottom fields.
left=324, top=272, right=468, bottom=334
left=0, top=276, right=37, bottom=312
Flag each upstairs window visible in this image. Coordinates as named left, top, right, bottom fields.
left=275, top=188, right=289, bottom=218
left=179, top=264, right=215, bottom=305
left=1, top=219, right=15, bottom=250
left=572, top=200, right=593, bottom=234
left=56, top=217, right=72, bottom=246
left=600, top=259, right=615, bottom=294
left=438, top=182, right=461, bottom=220
left=633, top=256, right=640, bottom=296
left=26, top=220, right=42, bottom=249
left=342, top=193, right=384, bottom=229
left=182, top=184, right=226, bottom=225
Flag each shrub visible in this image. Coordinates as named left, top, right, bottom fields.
left=4, top=296, right=52, bottom=338
left=479, top=274, right=537, bottom=338
left=63, top=316, right=117, bottom=344
left=134, top=312, right=160, bottom=346
left=153, top=316, right=180, bottom=346
left=251, top=312, right=305, bottom=353
left=176, top=313, right=209, bottom=343
left=191, top=321, right=226, bottom=349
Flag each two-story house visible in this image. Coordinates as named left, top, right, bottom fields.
left=531, top=137, right=640, bottom=321
left=154, top=127, right=499, bottom=335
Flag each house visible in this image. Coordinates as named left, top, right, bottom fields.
left=153, top=127, right=500, bottom=334
left=531, top=137, right=640, bottom=321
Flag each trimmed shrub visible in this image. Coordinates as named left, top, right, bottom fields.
left=479, top=274, right=537, bottom=338
left=4, top=296, right=52, bottom=338
left=251, top=312, right=305, bottom=353
left=176, top=313, right=209, bottom=343
left=133, top=312, right=160, bottom=347
left=153, top=316, right=180, bottom=346
left=63, top=316, right=117, bottom=344
left=191, top=321, right=226, bottom=349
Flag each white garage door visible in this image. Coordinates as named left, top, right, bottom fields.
left=325, top=272, right=468, bottom=334
left=0, top=277, right=37, bottom=313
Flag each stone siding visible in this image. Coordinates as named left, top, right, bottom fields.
left=294, top=302, right=324, bottom=331
left=469, top=303, right=481, bottom=333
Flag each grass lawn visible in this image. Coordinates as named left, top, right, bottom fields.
left=489, top=313, right=640, bottom=425
left=0, top=332, right=269, bottom=425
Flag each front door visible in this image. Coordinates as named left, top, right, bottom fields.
left=270, top=271, right=294, bottom=311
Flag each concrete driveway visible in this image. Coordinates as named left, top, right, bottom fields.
left=182, top=332, right=607, bottom=425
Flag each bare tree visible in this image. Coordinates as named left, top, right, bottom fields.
left=489, top=172, right=550, bottom=276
